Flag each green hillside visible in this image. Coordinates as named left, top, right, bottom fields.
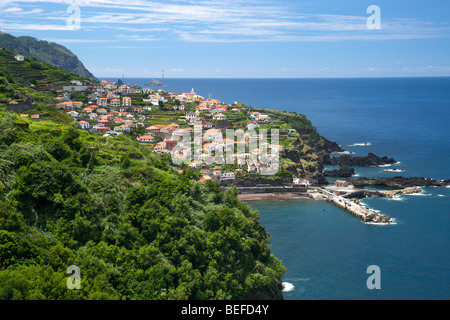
left=0, top=32, right=96, bottom=80
left=0, top=48, right=94, bottom=104
left=0, top=105, right=286, bottom=300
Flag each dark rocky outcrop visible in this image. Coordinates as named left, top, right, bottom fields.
left=348, top=176, right=450, bottom=189
left=323, top=165, right=355, bottom=177
left=324, top=152, right=397, bottom=167
left=320, top=136, right=344, bottom=154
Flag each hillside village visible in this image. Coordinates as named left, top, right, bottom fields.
left=49, top=80, right=290, bottom=183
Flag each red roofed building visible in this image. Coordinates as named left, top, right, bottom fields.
left=137, top=135, right=155, bottom=143
left=79, top=121, right=90, bottom=129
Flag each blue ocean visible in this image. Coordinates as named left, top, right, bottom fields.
left=107, top=77, right=450, bottom=299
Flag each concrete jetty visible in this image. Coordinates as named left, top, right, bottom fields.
left=231, top=183, right=400, bottom=224
left=310, top=187, right=393, bottom=224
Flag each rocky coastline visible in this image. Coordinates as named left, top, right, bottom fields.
left=347, top=176, right=450, bottom=189
left=322, top=165, right=355, bottom=177
left=324, top=152, right=397, bottom=167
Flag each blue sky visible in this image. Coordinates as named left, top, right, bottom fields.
left=1, top=0, right=450, bottom=78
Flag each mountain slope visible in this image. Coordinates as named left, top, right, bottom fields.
left=0, top=48, right=94, bottom=105
left=0, top=32, right=96, bottom=80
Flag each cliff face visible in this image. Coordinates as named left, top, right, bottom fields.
left=0, top=33, right=96, bottom=80
left=324, top=152, right=397, bottom=167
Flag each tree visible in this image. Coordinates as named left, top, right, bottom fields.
left=120, top=154, right=131, bottom=169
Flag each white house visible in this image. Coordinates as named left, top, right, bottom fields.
left=183, top=88, right=198, bottom=102
left=67, top=111, right=79, bottom=118
left=137, top=135, right=155, bottom=143
left=212, top=138, right=234, bottom=147
left=220, top=172, right=235, bottom=180
left=114, top=125, right=131, bottom=132
left=203, top=129, right=223, bottom=141
left=335, top=180, right=349, bottom=188
left=14, top=54, right=24, bottom=61
left=250, top=111, right=261, bottom=118
left=186, top=112, right=197, bottom=120
left=78, top=121, right=90, bottom=130
left=97, top=98, right=108, bottom=107
left=110, top=99, right=121, bottom=108
left=122, top=97, right=132, bottom=107
left=210, top=107, right=226, bottom=115
left=247, top=121, right=259, bottom=130
left=256, top=114, right=270, bottom=122
left=89, top=113, right=99, bottom=120
left=293, top=178, right=311, bottom=188
left=213, top=113, right=227, bottom=120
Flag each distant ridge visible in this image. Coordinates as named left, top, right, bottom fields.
left=0, top=32, right=96, bottom=80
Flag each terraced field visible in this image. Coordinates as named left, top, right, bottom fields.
left=0, top=49, right=87, bottom=88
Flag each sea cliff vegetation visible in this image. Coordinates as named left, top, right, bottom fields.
left=0, top=107, right=286, bottom=299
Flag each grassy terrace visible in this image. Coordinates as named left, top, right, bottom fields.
left=0, top=49, right=92, bottom=104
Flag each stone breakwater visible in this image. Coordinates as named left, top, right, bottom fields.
left=311, top=188, right=393, bottom=224
left=343, top=186, right=423, bottom=200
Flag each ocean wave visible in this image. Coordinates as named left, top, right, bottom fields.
left=437, top=194, right=445, bottom=197
left=407, top=191, right=431, bottom=196
left=331, top=150, right=355, bottom=155
left=364, top=219, right=396, bottom=226
left=384, top=169, right=404, bottom=173
left=282, top=282, right=295, bottom=292
left=387, top=195, right=404, bottom=201
left=348, top=142, right=371, bottom=147
left=379, top=164, right=392, bottom=167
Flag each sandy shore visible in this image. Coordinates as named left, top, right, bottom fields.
left=238, top=192, right=310, bottom=201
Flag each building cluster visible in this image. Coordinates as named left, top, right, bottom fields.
left=57, top=81, right=280, bottom=181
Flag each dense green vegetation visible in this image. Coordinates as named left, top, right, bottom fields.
left=0, top=33, right=96, bottom=80
left=0, top=106, right=286, bottom=300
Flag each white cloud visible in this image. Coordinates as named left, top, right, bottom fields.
left=0, top=0, right=449, bottom=42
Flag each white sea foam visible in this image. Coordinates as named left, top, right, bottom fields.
left=384, top=169, right=404, bottom=173
left=407, top=191, right=431, bottom=197
left=438, top=194, right=445, bottom=197
left=348, top=142, right=371, bottom=147
left=364, top=221, right=391, bottom=226
left=331, top=150, right=355, bottom=155
left=282, top=282, right=295, bottom=292
left=387, top=195, right=404, bottom=201
left=364, top=218, right=397, bottom=226
left=379, top=164, right=392, bottom=167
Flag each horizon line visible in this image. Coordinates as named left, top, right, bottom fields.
left=97, top=75, right=450, bottom=79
